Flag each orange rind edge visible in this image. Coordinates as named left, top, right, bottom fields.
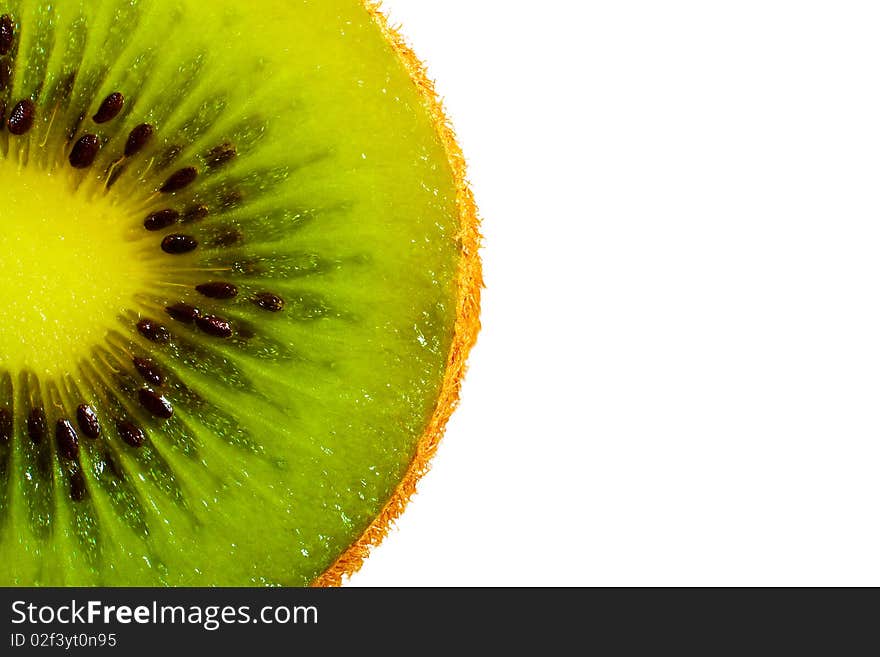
left=312, top=0, right=483, bottom=587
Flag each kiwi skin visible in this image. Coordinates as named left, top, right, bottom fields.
left=313, top=2, right=482, bottom=587
left=0, top=0, right=480, bottom=587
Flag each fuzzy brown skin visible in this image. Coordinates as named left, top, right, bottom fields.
left=312, top=1, right=483, bottom=587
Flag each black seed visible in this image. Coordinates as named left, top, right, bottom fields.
left=166, top=302, right=201, bottom=324
left=27, top=408, right=46, bottom=444
left=117, top=420, right=145, bottom=448
left=183, top=204, right=209, bottom=223
left=160, top=167, right=198, bottom=193
left=69, top=467, right=87, bottom=502
left=137, top=319, right=170, bottom=344
left=76, top=404, right=101, bottom=439
left=161, top=234, right=198, bottom=254
left=206, top=142, right=236, bottom=169
left=144, top=209, right=180, bottom=231
left=0, top=60, right=10, bottom=92
left=211, top=230, right=244, bottom=248
left=69, top=134, right=100, bottom=168
left=0, top=408, right=11, bottom=444
left=93, top=91, right=124, bottom=123
left=138, top=389, right=174, bottom=420
left=133, top=357, right=164, bottom=386
left=55, top=419, right=79, bottom=461
left=7, top=99, right=35, bottom=135
left=0, top=14, right=13, bottom=56
left=197, top=314, right=233, bottom=338
left=125, top=123, right=154, bottom=157
left=196, top=282, right=238, bottom=299
left=253, top=293, right=285, bottom=312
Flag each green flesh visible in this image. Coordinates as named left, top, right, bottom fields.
left=0, top=0, right=461, bottom=585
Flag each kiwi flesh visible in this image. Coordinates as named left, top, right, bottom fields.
left=0, top=0, right=480, bottom=586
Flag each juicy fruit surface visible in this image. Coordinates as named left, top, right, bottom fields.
left=0, top=0, right=461, bottom=585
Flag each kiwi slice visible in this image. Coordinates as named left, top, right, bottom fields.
left=0, top=0, right=481, bottom=586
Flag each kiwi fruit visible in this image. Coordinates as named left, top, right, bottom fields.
left=0, top=0, right=481, bottom=586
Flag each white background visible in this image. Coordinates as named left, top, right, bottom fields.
left=351, top=1, right=880, bottom=586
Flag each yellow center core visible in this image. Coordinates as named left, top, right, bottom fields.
left=0, top=161, right=151, bottom=378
